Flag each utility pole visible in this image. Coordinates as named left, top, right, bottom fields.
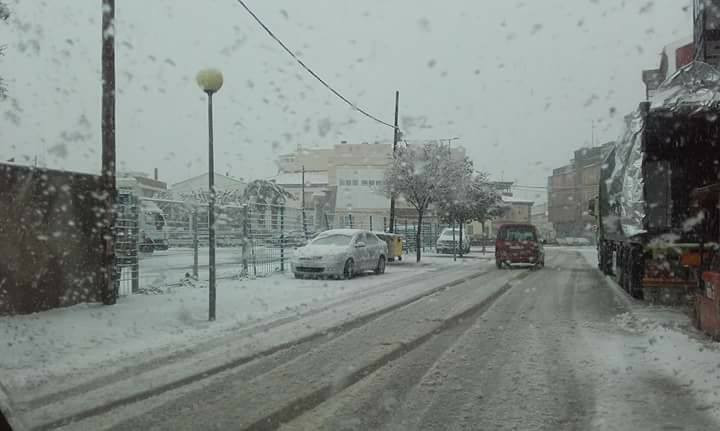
left=301, top=165, right=307, bottom=238
left=388, top=91, right=400, bottom=233
left=101, top=0, right=117, bottom=305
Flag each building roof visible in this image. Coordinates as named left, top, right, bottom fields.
left=502, top=196, right=534, bottom=205
left=172, top=172, right=245, bottom=188
left=272, top=171, right=328, bottom=186
left=118, top=175, right=167, bottom=190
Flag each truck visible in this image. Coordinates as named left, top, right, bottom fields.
left=592, top=62, right=720, bottom=304
left=116, top=191, right=169, bottom=254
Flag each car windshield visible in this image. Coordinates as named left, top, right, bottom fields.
left=310, top=234, right=352, bottom=246
left=501, top=228, right=536, bottom=242
left=3, top=2, right=720, bottom=430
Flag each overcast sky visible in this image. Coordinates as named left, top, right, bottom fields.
left=0, top=0, right=692, bottom=202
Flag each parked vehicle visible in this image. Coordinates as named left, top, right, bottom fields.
left=116, top=192, right=169, bottom=254
left=557, top=237, right=591, bottom=246
left=592, top=63, right=720, bottom=304
left=495, top=224, right=544, bottom=269
left=291, top=229, right=388, bottom=279
left=138, top=200, right=169, bottom=253
left=435, top=227, right=471, bottom=254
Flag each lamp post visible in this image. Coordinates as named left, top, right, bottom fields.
left=196, top=68, right=223, bottom=321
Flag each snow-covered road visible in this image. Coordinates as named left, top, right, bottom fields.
left=56, top=247, right=720, bottom=431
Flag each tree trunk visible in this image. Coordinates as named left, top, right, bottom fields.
left=416, top=209, right=423, bottom=262
left=459, top=221, right=464, bottom=257
left=481, top=219, right=487, bottom=254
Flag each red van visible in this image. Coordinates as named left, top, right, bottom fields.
left=495, top=224, right=544, bottom=269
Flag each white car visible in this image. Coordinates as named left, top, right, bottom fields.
left=435, top=227, right=471, bottom=254
left=291, top=229, right=388, bottom=279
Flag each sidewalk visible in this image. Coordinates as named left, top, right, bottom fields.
left=576, top=246, right=720, bottom=421
left=0, top=254, right=486, bottom=397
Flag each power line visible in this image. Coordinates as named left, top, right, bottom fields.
left=235, top=0, right=396, bottom=129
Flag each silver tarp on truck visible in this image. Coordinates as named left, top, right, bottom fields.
left=600, top=61, right=720, bottom=239
left=601, top=109, right=645, bottom=238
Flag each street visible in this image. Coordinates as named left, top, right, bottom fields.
left=5, top=2, right=720, bottom=431
left=62, top=248, right=719, bottom=431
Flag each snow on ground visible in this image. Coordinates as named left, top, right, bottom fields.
left=610, top=309, right=720, bottom=421
left=0, top=251, right=483, bottom=392
left=562, top=245, right=720, bottom=422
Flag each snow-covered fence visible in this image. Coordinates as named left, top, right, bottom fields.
left=112, top=198, right=458, bottom=293
left=118, top=267, right=133, bottom=296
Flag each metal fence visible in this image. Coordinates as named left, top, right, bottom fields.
left=113, top=198, right=459, bottom=293
left=114, top=193, right=139, bottom=296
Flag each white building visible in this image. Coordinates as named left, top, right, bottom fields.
left=272, top=171, right=329, bottom=210
left=334, top=165, right=389, bottom=229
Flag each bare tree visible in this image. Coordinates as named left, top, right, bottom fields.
left=384, top=142, right=464, bottom=262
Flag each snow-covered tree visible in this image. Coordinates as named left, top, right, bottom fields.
left=384, top=142, right=467, bottom=262
left=436, top=171, right=493, bottom=254
left=0, top=1, right=9, bottom=100
left=242, top=179, right=294, bottom=229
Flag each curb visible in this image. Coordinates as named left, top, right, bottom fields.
left=34, top=269, right=497, bottom=431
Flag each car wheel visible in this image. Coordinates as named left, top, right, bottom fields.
left=343, top=259, right=354, bottom=280
left=496, top=260, right=503, bottom=269
left=375, top=256, right=386, bottom=274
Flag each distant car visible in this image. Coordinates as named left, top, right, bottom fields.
left=435, top=227, right=471, bottom=254
left=495, top=223, right=544, bottom=268
left=291, top=229, right=388, bottom=279
left=557, top=237, right=592, bottom=246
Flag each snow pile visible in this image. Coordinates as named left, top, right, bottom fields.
left=612, top=311, right=681, bottom=333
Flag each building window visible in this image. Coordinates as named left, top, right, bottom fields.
left=352, top=179, right=359, bottom=186
left=361, top=180, right=368, bottom=186
left=368, top=180, right=375, bottom=186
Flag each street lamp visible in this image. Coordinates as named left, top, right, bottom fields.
left=196, top=68, right=223, bottom=321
